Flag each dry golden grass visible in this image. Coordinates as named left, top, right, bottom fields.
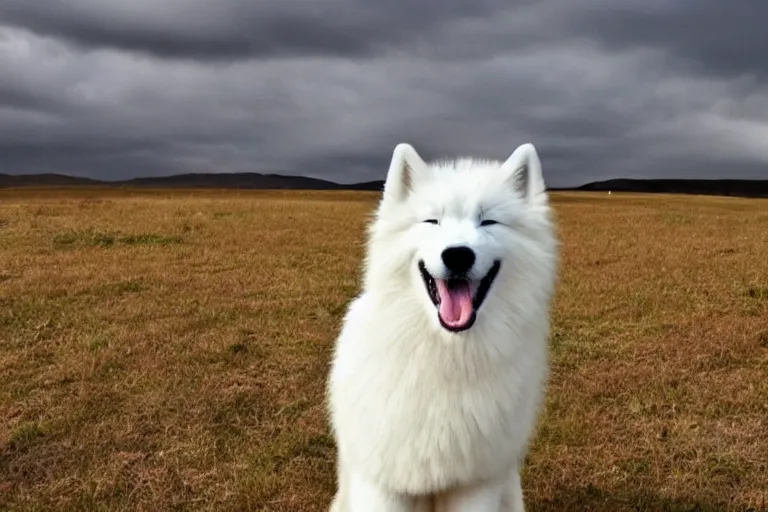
left=0, top=187, right=766, bottom=512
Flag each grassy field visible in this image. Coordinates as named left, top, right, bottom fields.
left=1, top=187, right=766, bottom=511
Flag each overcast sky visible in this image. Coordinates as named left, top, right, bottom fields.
left=1, top=1, right=767, bottom=186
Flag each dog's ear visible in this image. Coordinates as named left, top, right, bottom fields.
left=383, top=143, right=428, bottom=202
left=500, top=143, right=546, bottom=205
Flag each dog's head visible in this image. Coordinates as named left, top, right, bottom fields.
left=364, top=142, right=558, bottom=335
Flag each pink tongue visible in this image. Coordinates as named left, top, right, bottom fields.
left=436, top=279, right=473, bottom=327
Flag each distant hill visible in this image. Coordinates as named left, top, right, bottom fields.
left=0, top=172, right=385, bottom=191
left=576, top=179, right=768, bottom=198
left=121, top=172, right=348, bottom=190
left=0, top=172, right=766, bottom=198
left=0, top=173, right=103, bottom=188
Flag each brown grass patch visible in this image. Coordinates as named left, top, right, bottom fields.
left=1, top=188, right=766, bottom=511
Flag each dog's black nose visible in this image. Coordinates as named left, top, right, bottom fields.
left=441, top=246, right=476, bottom=274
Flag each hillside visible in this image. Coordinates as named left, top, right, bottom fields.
left=121, top=172, right=346, bottom=190
left=576, top=178, right=768, bottom=198
left=0, top=172, right=381, bottom=191
left=0, top=173, right=103, bottom=188
left=1, top=172, right=767, bottom=198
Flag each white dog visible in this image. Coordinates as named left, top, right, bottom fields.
left=326, top=142, right=559, bottom=511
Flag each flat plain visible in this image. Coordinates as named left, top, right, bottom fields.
left=1, top=187, right=766, bottom=511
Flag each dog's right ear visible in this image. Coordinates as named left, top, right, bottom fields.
left=500, top=143, right=546, bottom=206
left=382, top=143, right=427, bottom=203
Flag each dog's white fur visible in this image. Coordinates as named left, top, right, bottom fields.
left=327, top=142, right=559, bottom=511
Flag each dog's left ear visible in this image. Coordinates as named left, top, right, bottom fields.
left=500, top=143, right=546, bottom=205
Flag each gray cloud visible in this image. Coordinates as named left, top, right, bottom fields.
left=0, top=0, right=514, bottom=60
left=561, top=0, right=768, bottom=80
left=0, top=1, right=767, bottom=187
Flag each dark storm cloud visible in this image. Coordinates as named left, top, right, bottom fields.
left=4, top=0, right=763, bottom=77
left=0, top=0, right=516, bottom=60
left=561, top=0, right=768, bottom=80
left=0, top=1, right=767, bottom=186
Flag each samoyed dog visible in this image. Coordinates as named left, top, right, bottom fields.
left=327, top=142, right=559, bottom=512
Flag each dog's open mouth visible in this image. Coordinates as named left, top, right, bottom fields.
left=418, top=260, right=501, bottom=333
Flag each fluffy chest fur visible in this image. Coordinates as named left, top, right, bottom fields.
left=328, top=294, right=549, bottom=495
